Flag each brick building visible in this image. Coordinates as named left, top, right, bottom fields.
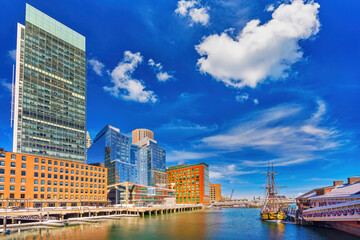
left=166, top=163, right=209, bottom=205
left=0, top=150, right=107, bottom=208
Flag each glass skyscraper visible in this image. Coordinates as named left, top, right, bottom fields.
left=87, top=125, right=138, bottom=186
left=12, top=4, right=86, bottom=162
left=88, top=125, right=167, bottom=187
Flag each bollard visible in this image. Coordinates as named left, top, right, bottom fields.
left=3, top=216, right=6, bottom=234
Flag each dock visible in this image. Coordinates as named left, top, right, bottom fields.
left=0, top=205, right=203, bottom=232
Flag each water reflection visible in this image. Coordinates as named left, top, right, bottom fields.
left=3, top=208, right=359, bottom=240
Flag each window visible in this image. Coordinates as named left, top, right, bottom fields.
left=60, top=162, right=64, bottom=167
left=66, top=163, right=69, bottom=167
left=21, top=179, right=26, bottom=184
left=48, top=181, right=52, bottom=185
left=41, top=180, right=45, bottom=185
left=41, top=173, right=45, bottom=178
left=21, top=171, right=26, bottom=176
left=41, top=187, right=44, bottom=192
left=34, top=165, right=39, bottom=170
left=34, top=172, right=38, bottom=177
left=48, top=160, right=52, bottom=165
left=10, top=186, right=15, bottom=191
left=47, top=188, right=51, bottom=193
left=0, top=169, right=4, bottom=174
left=9, top=194, right=14, bottom=199
left=10, top=170, right=15, bottom=175
left=54, top=161, right=58, bottom=166
left=41, top=166, right=45, bottom=171
left=0, top=153, right=5, bottom=158
left=11, top=162, right=15, bottom=167
left=0, top=177, right=3, bottom=183
left=34, top=194, right=38, bottom=198
left=35, top=158, right=39, bottom=163
left=71, top=164, right=74, bottom=168
left=34, top=180, right=38, bottom=184
left=11, top=154, right=16, bottom=160
left=0, top=161, right=4, bottom=166
left=0, top=185, right=3, bottom=190
left=21, top=186, right=25, bottom=191
left=41, top=159, right=45, bottom=164
left=22, top=156, right=26, bottom=161
left=48, top=167, right=52, bottom=171
left=22, top=163, right=26, bottom=169
left=48, top=174, right=51, bottom=178
left=10, top=178, right=15, bottom=183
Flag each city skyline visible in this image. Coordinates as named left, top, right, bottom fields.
left=0, top=0, right=359, bottom=199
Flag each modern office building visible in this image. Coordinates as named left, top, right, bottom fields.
left=166, top=163, right=210, bottom=205
left=88, top=125, right=167, bottom=188
left=0, top=149, right=107, bottom=208
left=107, top=181, right=175, bottom=206
left=12, top=4, right=86, bottom=162
left=87, top=125, right=137, bottom=186
left=133, top=137, right=166, bottom=187
left=210, top=183, right=222, bottom=202
left=132, top=129, right=154, bottom=144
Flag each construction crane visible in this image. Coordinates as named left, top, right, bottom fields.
left=230, top=189, right=234, bottom=200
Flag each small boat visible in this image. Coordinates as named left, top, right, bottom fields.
left=0, top=229, right=10, bottom=234
left=260, top=163, right=286, bottom=222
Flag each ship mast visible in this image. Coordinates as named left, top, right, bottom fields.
left=262, top=163, right=283, bottom=213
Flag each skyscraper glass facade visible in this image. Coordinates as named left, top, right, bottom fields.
left=12, top=4, right=86, bottom=162
left=87, top=125, right=138, bottom=185
left=88, top=125, right=167, bottom=187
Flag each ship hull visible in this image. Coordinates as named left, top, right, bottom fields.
left=324, top=221, right=360, bottom=237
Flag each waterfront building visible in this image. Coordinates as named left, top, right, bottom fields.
left=133, top=136, right=166, bottom=187
left=210, top=183, right=221, bottom=202
left=297, top=177, right=360, bottom=236
left=132, top=129, right=154, bottom=144
left=88, top=125, right=167, bottom=187
left=0, top=149, right=107, bottom=208
left=107, top=181, right=175, bottom=206
left=12, top=4, right=87, bottom=162
left=87, top=125, right=137, bottom=186
left=166, top=163, right=210, bottom=205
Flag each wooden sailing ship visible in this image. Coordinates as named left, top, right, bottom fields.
left=260, top=163, right=286, bottom=222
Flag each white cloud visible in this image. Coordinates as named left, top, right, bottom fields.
left=167, top=150, right=217, bottom=162
left=196, top=0, right=320, bottom=88
left=8, top=49, right=16, bottom=61
left=189, top=7, right=209, bottom=26
left=175, top=0, right=210, bottom=26
left=235, top=93, right=249, bottom=102
left=266, top=4, right=275, bottom=12
left=0, top=79, right=12, bottom=92
left=148, top=59, right=175, bottom=82
left=104, top=51, right=158, bottom=103
left=88, top=58, right=105, bottom=76
left=235, top=92, right=259, bottom=105
left=201, top=100, right=341, bottom=167
left=158, top=119, right=217, bottom=132
left=210, top=164, right=257, bottom=182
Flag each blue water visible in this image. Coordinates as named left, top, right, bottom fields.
left=5, top=208, right=359, bottom=240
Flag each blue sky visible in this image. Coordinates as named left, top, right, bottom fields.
left=0, top=0, right=359, bottom=199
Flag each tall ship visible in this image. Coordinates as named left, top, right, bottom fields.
left=260, top=164, right=286, bottom=222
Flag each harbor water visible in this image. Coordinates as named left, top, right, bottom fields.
left=3, top=208, right=359, bottom=240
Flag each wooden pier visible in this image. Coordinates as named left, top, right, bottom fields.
left=0, top=205, right=203, bottom=232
